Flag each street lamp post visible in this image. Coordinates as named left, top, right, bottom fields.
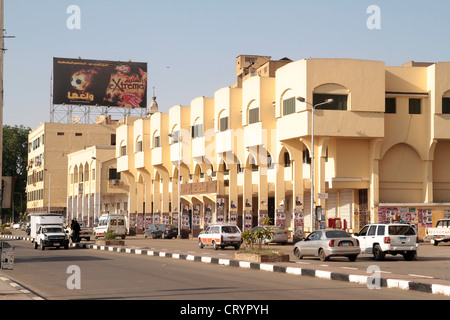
left=91, top=157, right=101, bottom=227
left=297, top=97, right=333, bottom=232
left=168, top=132, right=182, bottom=238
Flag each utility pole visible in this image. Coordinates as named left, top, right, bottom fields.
left=0, top=0, right=15, bottom=223
left=1, top=0, right=5, bottom=220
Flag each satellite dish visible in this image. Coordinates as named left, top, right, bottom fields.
left=71, top=116, right=81, bottom=124
left=95, top=115, right=106, bottom=124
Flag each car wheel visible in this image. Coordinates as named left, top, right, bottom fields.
left=373, top=244, right=385, bottom=261
left=294, top=247, right=303, bottom=259
left=213, top=241, right=219, bottom=250
left=347, top=255, right=358, bottom=262
left=433, top=239, right=439, bottom=246
left=234, top=244, right=240, bottom=250
left=319, top=249, right=329, bottom=261
left=34, top=241, right=38, bottom=249
left=41, top=243, right=45, bottom=251
left=403, top=251, right=415, bottom=261
left=198, top=240, right=204, bottom=249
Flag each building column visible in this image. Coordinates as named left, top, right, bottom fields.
left=275, top=161, right=285, bottom=228
left=228, top=161, right=238, bottom=225
left=423, top=160, right=433, bottom=203
left=243, top=160, right=253, bottom=228
left=369, top=139, right=382, bottom=223
left=292, top=148, right=304, bottom=234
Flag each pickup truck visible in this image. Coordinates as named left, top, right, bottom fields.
left=34, top=225, right=70, bottom=250
left=66, top=223, right=94, bottom=241
left=426, top=219, right=450, bottom=246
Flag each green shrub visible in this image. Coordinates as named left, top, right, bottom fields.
left=104, top=229, right=116, bottom=240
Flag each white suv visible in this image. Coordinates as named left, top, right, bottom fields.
left=198, top=224, right=241, bottom=250
left=353, top=223, right=418, bottom=261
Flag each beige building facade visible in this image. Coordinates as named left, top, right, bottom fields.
left=114, top=56, right=450, bottom=239
left=28, top=56, right=450, bottom=239
left=67, top=145, right=128, bottom=226
left=26, top=122, right=118, bottom=220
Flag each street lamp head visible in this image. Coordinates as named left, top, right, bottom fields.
left=296, top=96, right=306, bottom=103
left=325, top=98, right=334, bottom=104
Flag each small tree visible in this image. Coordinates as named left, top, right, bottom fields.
left=241, top=229, right=257, bottom=250
left=104, top=229, right=116, bottom=240
left=254, top=227, right=274, bottom=250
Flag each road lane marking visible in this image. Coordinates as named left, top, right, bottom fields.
left=408, top=274, right=434, bottom=279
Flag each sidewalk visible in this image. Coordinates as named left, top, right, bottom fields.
left=2, top=232, right=450, bottom=299
left=0, top=275, right=44, bottom=300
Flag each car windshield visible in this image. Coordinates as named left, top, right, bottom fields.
left=325, top=230, right=351, bottom=238
left=43, top=227, right=63, bottom=233
left=222, top=226, right=240, bottom=233
left=389, top=225, right=416, bottom=235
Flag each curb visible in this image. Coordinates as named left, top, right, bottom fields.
left=0, top=276, right=45, bottom=300
left=3, top=234, right=450, bottom=297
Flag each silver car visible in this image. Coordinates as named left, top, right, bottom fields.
left=294, top=230, right=360, bottom=262
left=251, top=226, right=289, bottom=245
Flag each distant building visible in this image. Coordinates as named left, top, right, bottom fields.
left=26, top=121, right=118, bottom=217
left=67, top=145, right=128, bottom=227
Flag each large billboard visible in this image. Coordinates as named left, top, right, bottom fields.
left=53, top=57, right=147, bottom=108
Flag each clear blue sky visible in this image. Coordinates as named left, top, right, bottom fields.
left=3, top=0, right=450, bottom=129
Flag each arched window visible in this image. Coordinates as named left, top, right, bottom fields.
left=218, top=110, right=229, bottom=132
left=313, top=83, right=349, bottom=111
left=247, top=100, right=259, bottom=124
left=442, top=90, right=450, bottom=114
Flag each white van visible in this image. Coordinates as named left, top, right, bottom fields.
left=94, top=214, right=127, bottom=239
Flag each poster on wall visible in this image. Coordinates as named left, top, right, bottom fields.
left=136, top=215, right=144, bottom=231
left=244, top=211, right=252, bottom=230
left=161, top=214, right=170, bottom=225
left=445, top=210, right=450, bottom=219
left=258, top=210, right=268, bottom=226
left=172, top=213, right=178, bottom=228
left=293, top=209, right=304, bottom=235
left=418, top=209, right=433, bottom=228
left=229, top=211, right=237, bottom=225
left=181, top=214, right=190, bottom=229
left=204, top=213, right=212, bottom=228
left=276, top=209, right=285, bottom=228
left=378, top=207, right=399, bottom=223
left=192, top=205, right=200, bottom=227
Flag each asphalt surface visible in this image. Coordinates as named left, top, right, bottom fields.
left=2, top=229, right=450, bottom=300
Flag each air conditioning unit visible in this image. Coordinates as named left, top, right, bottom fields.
left=112, top=179, right=120, bottom=185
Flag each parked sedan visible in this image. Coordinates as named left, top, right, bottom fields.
left=251, top=226, right=289, bottom=244
left=293, top=229, right=360, bottom=262
left=144, top=224, right=159, bottom=238
left=150, top=224, right=178, bottom=239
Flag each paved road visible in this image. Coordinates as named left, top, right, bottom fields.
left=106, top=234, right=450, bottom=281
left=0, top=235, right=448, bottom=302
